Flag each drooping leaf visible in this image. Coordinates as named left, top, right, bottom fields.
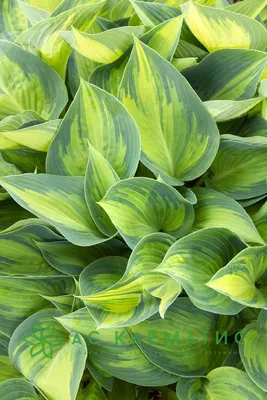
left=0, top=378, right=41, bottom=400
left=119, top=39, right=219, bottom=185
left=226, top=0, right=267, bottom=19
left=204, top=98, right=264, bottom=122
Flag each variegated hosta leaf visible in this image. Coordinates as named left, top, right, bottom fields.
left=0, top=272, right=75, bottom=337
left=130, top=0, right=180, bottom=27
left=0, top=0, right=29, bottom=41
left=205, top=135, right=267, bottom=200
left=191, top=187, right=264, bottom=245
left=226, top=0, right=267, bottom=18
left=0, top=343, right=22, bottom=383
left=0, top=152, right=21, bottom=177
left=0, top=224, right=64, bottom=276
left=9, top=309, right=87, bottom=400
left=25, top=0, right=62, bottom=12
left=47, top=80, right=140, bottom=178
left=204, top=98, right=264, bottom=122
left=18, top=1, right=50, bottom=25
left=90, top=16, right=183, bottom=96
left=0, top=174, right=109, bottom=246
left=176, top=367, right=267, bottom=400
left=0, top=40, right=68, bottom=120
left=0, top=378, right=41, bottom=400
left=0, top=119, right=60, bottom=151
left=58, top=297, right=225, bottom=384
left=247, top=200, right=267, bottom=243
left=181, top=2, right=267, bottom=52
left=207, top=246, right=267, bottom=309
left=37, top=238, right=128, bottom=276
left=183, top=49, right=267, bottom=101
left=58, top=307, right=178, bottom=386
left=16, top=1, right=105, bottom=78
left=119, top=39, right=219, bottom=185
left=155, top=227, right=246, bottom=314
left=240, top=310, right=267, bottom=391
left=99, top=178, right=194, bottom=248
left=61, top=26, right=145, bottom=63
left=85, top=146, right=119, bottom=236
left=79, top=234, right=178, bottom=327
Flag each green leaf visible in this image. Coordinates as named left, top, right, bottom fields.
left=226, top=0, right=267, bottom=18
left=205, top=135, right=267, bottom=200
left=155, top=227, right=246, bottom=314
left=0, top=40, right=67, bottom=120
left=204, top=98, right=264, bottom=122
left=61, top=26, right=145, bottom=63
left=181, top=2, right=267, bottom=51
left=0, top=343, right=22, bottom=383
left=0, top=173, right=109, bottom=246
left=37, top=238, right=128, bottom=276
left=119, top=39, right=219, bottom=185
left=16, top=1, right=105, bottom=78
left=99, top=178, right=194, bottom=249
left=171, top=57, right=197, bottom=72
left=183, top=49, right=267, bottom=101
left=77, top=380, right=107, bottom=400
left=9, top=309, right=87, bottom=400
left=47, top=80, right=140, bottom=178
left=0, top=378, right=40, bottom=400
left=176, top=367, right=267, bottom=400
left=207, top=245, right=267, bottom=309
left=107, top=380, right=135, bottom=400
left=191, top=187, right=264, bottom=245
left=240, top=309, right=267, bottom=391
left=18, top=1, right=50, bottom=25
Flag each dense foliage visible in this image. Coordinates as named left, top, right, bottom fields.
left=0, top=0, right=267, bottom=399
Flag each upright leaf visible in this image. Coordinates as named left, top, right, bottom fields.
left=119, top=39, right=219, bottom=185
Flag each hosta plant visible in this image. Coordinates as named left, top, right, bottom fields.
left=1, top=0, right=267, bottom=399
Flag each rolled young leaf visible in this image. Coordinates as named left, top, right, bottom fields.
left=119, top=39, right=220, bottom=185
